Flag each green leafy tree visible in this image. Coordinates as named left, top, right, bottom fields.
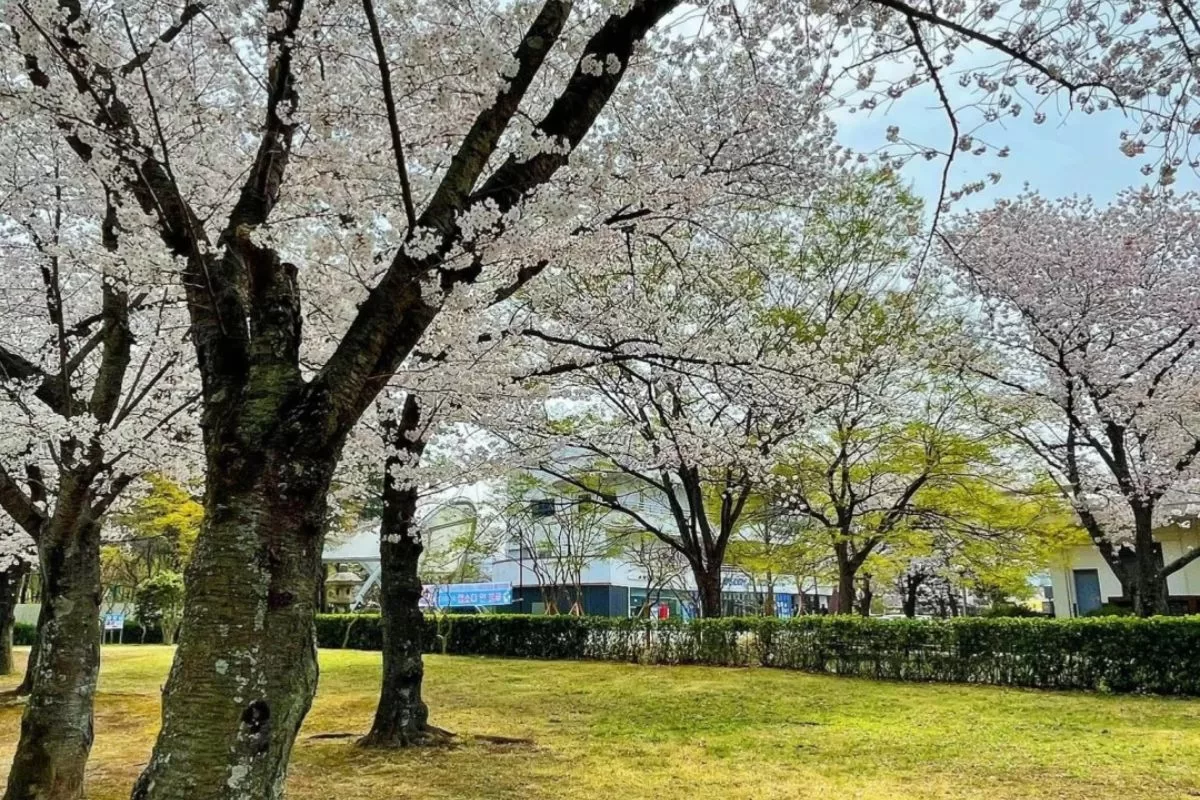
left=104, top=475, right=203, bottom=607
left=134, top=571, right=186, bottom=645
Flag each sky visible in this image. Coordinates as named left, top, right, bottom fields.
left=833, top=75, right=1197, bottom=215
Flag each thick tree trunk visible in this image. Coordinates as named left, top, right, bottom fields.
left=131, top=453, right=335, bottom=800
left=834, top=556, right=857, bottom=615
left=0, top=562, right=27, bottom=676
left=360, top=396, right=440, bottom=749
left=1130, top=507, right=1170, bottom=617
left=695, top=567, right=723, bottom=618
left=4, top=485, right=102, bottom=800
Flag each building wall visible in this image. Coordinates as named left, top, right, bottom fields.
left=1049, top=525, right=1200, bottom=617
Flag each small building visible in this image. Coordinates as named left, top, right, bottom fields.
left=1047, top=521, right=1200, bottom=617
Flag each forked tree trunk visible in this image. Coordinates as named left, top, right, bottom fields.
left=360, top=396, right=439, bottom=749
left=131, top=451, right=336, bottom=800
left=4, top=478, right=103, bottom=800
left=0, top=562, right=27, bottom=676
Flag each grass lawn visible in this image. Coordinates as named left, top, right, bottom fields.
left=3, top=647, right=1200, bottom=799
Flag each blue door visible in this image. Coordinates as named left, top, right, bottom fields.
left=1073, top=569, right=1103, bottom=616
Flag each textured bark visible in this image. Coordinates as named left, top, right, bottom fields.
left=0, top=563, right=27, bottom=676
left=131, top=448, right=335, bottom=800
left=360, top=396, right=439, bottom=749
left=4, top=476, right=103, bottom=800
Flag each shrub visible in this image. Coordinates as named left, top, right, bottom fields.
left=981, top=602, right=1043, bottom=618
left=1085, top=602, right=1134, bottom=618
left=314, top=613, right=1200, bottom=695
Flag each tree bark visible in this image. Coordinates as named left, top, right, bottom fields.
left=4, top=477, right=102, bottom=800
left=360, top=396, right=441, bottom=749
left=131, top=450, right=336, bottom=800
left=1130, top=506, right=1170, bottom=616
left=901, top=575, right=924, bottom=618
left=695, top=566, right=723, bottom=618
left=856, top=572, right=873, bottom=617
left=833, top=548, right=857, bottom=615
left=0, top=562, right=28, bottom=677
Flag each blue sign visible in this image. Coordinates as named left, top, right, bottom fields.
left=102, top=613, right=125, bottom=631
left=422, top=582, right=512, bottom=609
left=775, top=594, right=795, bottom=617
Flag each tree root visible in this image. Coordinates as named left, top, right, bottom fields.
left=356, top=724, right=458, bottom=749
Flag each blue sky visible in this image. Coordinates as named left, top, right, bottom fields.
left=833, top=83, right=1196, bottom=213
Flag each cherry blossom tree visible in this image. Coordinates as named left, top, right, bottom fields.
left=944, top=190, right=1200, bottom=616
left=0, top=127, right=195, bottom=797
left=3, top=0, right=1198, bottom=795
left=480, top=172, right=927, bottom=616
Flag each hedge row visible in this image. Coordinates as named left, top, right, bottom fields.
left=315, top=613, right=1200, bottom=695
left=12, top=620, right=165, bottom=645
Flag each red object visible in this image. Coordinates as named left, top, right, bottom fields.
left=657, top=604, right=669, bottom=620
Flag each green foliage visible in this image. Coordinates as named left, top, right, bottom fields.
left=13, top=622, right=36, bottom=646
left=104, top=474, right=203, bottom=603
left=316, top=613, right=1200, bottom=695
left=981, top=602, right=1043, bottom=618
left=133, top=571, right=186, bottom=644
left=1086, top=602, right=1135, bottom=618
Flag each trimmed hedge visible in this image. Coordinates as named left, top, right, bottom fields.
left=11, top=620, right=164, bottom=646
left=315, top=613, right=1200, bottom=695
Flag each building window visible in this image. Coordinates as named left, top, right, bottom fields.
left=530, top=498, right=556, bottom=518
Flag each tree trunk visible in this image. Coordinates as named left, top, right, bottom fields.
left=4, top=484, right=102, bottom=800
left=833, top=553, right=857, bottom=615
left=901, top=576, right=923, bottom=618
left=131, top=452, right=335, bottom=800
left=360, top=396, right=440, bottom=749
left=0, top=562, right=27, bottom=676
left=695, top=567, right=723, bottom=618
left=1130, top=506, right=1170, bottom=617
left=856, top=573, right=873, bottom=617
left=947, top=589, right=960, bottom=617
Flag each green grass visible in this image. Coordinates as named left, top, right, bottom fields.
left=3, top=646, right=1200, bottom=799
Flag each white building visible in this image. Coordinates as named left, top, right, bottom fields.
left=1047, top=520, right=1200, bottom=617
left=482, top=465, right=834, bottom=618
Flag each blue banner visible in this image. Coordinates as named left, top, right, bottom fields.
left=422, top=582, right=512, bottom=608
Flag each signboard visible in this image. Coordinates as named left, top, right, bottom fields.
left=720, top=571, right=751, bottom=589
left=102, top=613, right=125, bottom=644
left=421, top=582, right=512, bottom=609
